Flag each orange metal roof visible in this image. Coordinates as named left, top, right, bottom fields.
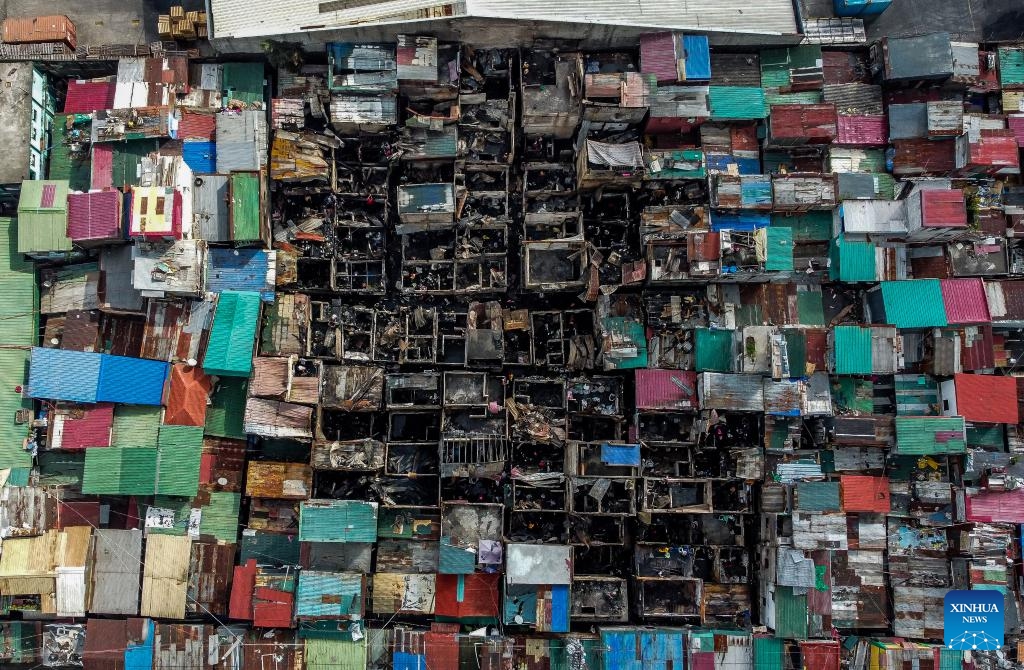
left=163, top=364, right=213, bottom=426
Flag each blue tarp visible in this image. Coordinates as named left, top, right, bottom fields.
left=182, top=141, right=216, bottom=174
left=601, top=443, right=641, bottom=466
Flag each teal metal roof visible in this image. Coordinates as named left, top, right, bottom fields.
left=695, top=328, right=734, bottom=372
left=299, top=500, right=378, bottom=543
left=796, top=291, right=825, bottom=327
left=203, top=291, right=261, bottom=377
left=773, top=211, right=832, bottom=242
left=998, top=47, right=1024, bottom=88
left=764, top=227, right=794, bottom=271
left=880, top=280, right=948, bottom=329
left=829, top=236, right=876, bottom=282
left=894, top=375, right=939, bottom=416
left=708, top=87, right=768, bottom=120
left=894, top=416, right=966, bottom=455
left=222, top=63, right=266, bottom=107
left=832, top=326, right=873, bottom=375
left=796, top=481, right=841, bottom=511
left=773, top=586, right=808, bottom=639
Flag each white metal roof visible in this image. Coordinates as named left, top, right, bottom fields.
left=209, top=0, right=796, bottom=40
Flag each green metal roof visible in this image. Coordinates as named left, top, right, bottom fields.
left=156, top=425, right=203, bottom=497
left=829, top=236, right=876, bottom=282
left=48, top=115, right=91, bottom=191
left=708, top=87, right=768, bottom=120
left=796, top=291, right=825, bottom=327
left=299, top=500, right=378, bottom=543
left=17, top=180, right=71, bottom=253
left=205, top=378, right=248, bottom=439
left=304, top=637, right=367, bottom=670
left=0, top=350, right=31, bottom=469
left=894, top=374, right=939, bottom=416
left=783, top=329, right=807, bottom=374
left=795, top=481, right=841, bottom=511
left=145, top=496, right=192, bottom=536
left=764, top=227, right=794, bottom=271
left=82, top=447, right=158, bottom=495
left=773, top=586, right=808, bottom=639
left=111, top=140, right=159, bottom=188
left=0, top=217, right=37, bottom=468
left=832, top=326, right=873, bottom=375
left=112, top=405, right=162, bottom=447
left=198, top=491, right=241, bottom=543
left=998, top=47, right=1024, bottom=87
left=773, top=211, right=832, bottom=242
left=754, top=636, right=785, bottom=670
left=203, top=291, right=261, bottom=377
left=695, top=328, right=734, bottom=372
left=880, top=280, right=948, bottom=329
left=37, top=451, right=84, bottom=487
left=222, top=63, right=266, bottom=107
left=894, top=416, right=966, bottom=455
left=230, top=172, right=261, bottom=242
left=765, top=90, right=824, bottom=105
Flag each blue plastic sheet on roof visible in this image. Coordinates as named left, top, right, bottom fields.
left=601, top=443, right=641, bottom=466
left=182, top=141, right=217, bottom=174
left=706, top=153, right=761, bottom=174
left=712, top=211, right=771, bottom=232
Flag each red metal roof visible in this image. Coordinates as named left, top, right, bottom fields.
left=892, top=139, right=956, bottom=176
left=965, top=489, right=1024, bottom=523
left=769, top=104, right=838, bottom=143
left=254, top=587, right=294, bottom=627
left=920, top=189, right=968, bottom=228
left=57, top=500, right=100, bottom=529
left=835, top=115, right=887, bottom=146
left=67, top=190, right=121, bottom=242
left=91, top=144, right=114, bottom=190
left=967, top=130, right=1020, bottom=169
left=731, top=124, right=759, bottom=152
left=57, top=403, right=114, bottom=449
left=229, top=559, right=257, bottom=620
left=634, top=369, right=697, bottom=410
left=941, top=278, right=991, bottom=324
left=955, top=373, right=1019, bottom=424
left=425, top=632, right=460, bottom=669
left=178, top=110, right=217, bottom=141
left=434, top=573, right=500, bottom=618
left=840, top=475, right=890, bottom=512
left=63, top=79, right=115, bottom=114
left=961, top=325, right=996, bottom=371
left=800, top=641, right=841, bottom=670
left=164, top=363, right=212, bottom=426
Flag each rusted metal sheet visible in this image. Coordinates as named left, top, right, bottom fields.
left=187, top=541, right=235, bottom=616
left=246, top=461, right=313, bottom=500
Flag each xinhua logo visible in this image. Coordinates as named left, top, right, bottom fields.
left=944, top=590, right=1004, bottom=650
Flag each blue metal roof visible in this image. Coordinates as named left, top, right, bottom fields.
left=182, top=141, right=217, bottom=174
left=27, top=348, right=101, bottom=403
left=712, top=211, right=771, bottom=232
left=96, top=355, right=170, bottom=406
left=206, top=247, right=276, bottom=302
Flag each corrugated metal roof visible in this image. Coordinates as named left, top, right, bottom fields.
left=141, top=535, right=192, bottom=620
left=840, top=474, right=890, bottom=512
left=832, top=325, right=872, bottom=375
left=940, top=278, right=990, bottom=324
left=205, top=378, right=248, bottom=439
left=998, top=46, right=1024, bottom=88
left=82, top=447, right=158, bottom=495
left=246, top=461, right=313, bottom=499
left=182, top=141, right=217, bottom=174
left=230, top=172, right=262, bottom=242
left=695, top=327, right=734, bottom=372
left=299, top=500, right=378, bottom=543
left=634, top=369, right=697, bottom=410
left=304, top=637, right=367, bottom=670
left=156, top=425, right=204, bottom=496
left=27, top=348, right=101, bottom=402
left=67, top=190, right=121, bottom=242
left=829, top=238, right=876, bottom=283
left=879, top=280, right=948, bottom=329
left=894, top=416, right=966, bottom=454
left=194, top=174, right=231, bottom=242
left=203, top=291, right=262, bottom=377
left=198, top=491, right=241, bottom=543
left=90, top=529, right=143, bottom=615
left=96, top=354, right=169, bottom=405
left=223, top=62, right=266, bottom=106
left=112, top=404, right=161, bottom=447
left=698, top=372, right=764, bottom=411
left=17, top=180, right=71, bottom=253
left=64, top=79, right=115, bottom=114
left=296, top=571, right=364, bottom=618
left=177, top=110, right=218, bottom=141
left=835, top=115, right=887, bottom=146
left=207, top=247, right=276, bottom=300
left=966, top=489, right=1024, bottom=523
left=795, top=481, right=841, bottom=511
left=708, top=86, right=768, bottom=120
left=50, top=403, right=113, bottom=449
left=955, top=373, right=1018, bottom=424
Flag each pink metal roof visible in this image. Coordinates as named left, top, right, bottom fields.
left=178, top=110, right=217, bottom=141
left=965, top=489, right=1024, bottom=523
left=835, top=115, right=887, bottom=146
left=640, top=32, right=678, bottom=83
left=634, top=369, right=697, bottom=410
left=63, top=79, right=115, bottom=114
left=1009, top=115, right=1024, bottom=147
left=67, top=190, right=121, bottom=242
left=941, top=278, right=991, bottom=324
left=91, top=144, right=113, bottom=190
